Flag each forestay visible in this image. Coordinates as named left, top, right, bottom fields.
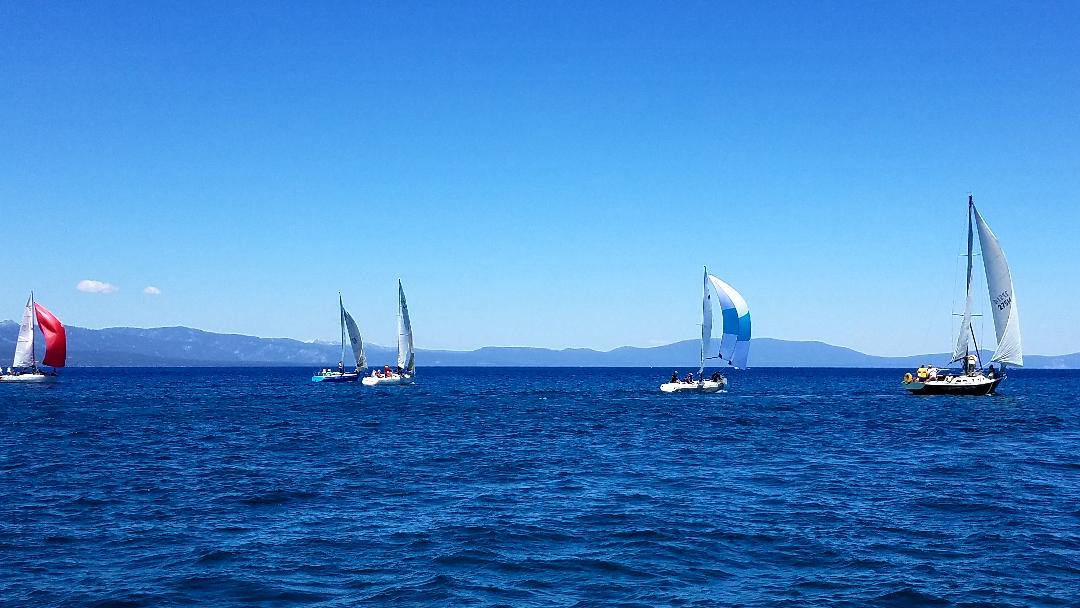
left=707, top=275, right=752, bottom=369
left=975, top=207, right=1022, bottom=366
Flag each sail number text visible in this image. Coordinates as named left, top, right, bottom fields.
left=994, top=290, right=1012, bottom=311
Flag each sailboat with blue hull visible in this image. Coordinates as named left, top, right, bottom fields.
left=312, top=295, right=366, bottom=383
left=903, top=195, right=1021, bottom=395
left=661, top=268, right=751, bottom=393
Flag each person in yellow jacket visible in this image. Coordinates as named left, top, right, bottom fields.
left=916, top=365, right=929, bottom=381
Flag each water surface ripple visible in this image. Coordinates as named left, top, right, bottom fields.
left=1, top=367, right=1077, bottom=606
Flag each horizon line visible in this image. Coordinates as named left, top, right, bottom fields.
left=2, top=319, right=1077, bottom=359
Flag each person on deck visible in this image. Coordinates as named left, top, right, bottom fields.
left=916, top=365, right=929, bottom=381
left=670, top=371, right=679, bottom=383
left=711, top=371, right=722, bottom=382
left=988, top=364, right=996, bottom=378
left=684, top=372, right=694, bottom=383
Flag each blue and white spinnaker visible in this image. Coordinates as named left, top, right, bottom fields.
left=706, top=273, right=752, bottom=369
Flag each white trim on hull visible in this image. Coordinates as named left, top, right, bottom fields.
left=903, top=373, right=1001, bottom=395
left=311, top=371, right=360, bottom=383
left=362, top=373, right=414, bottom=386
left=0, top=373, right=58, bottom=383
left=660, top=379, right=725, bottom=394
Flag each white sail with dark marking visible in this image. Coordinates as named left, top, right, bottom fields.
left=343, top=309, right=366, bottom=370
left=397, top=280, right=414, bottom=372
left=975, top=207, right=1022, bottom=366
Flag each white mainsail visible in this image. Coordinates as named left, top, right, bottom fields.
left=975, top=206, right=1022, bottom=366
left=396, top=280, right=414, bottom=372
left=952, top=202, right=976, bottom=362
left=343, top=309, right=366, bottom=370
left=700, top=268, right=713, bottom=377
left=707, top=275, right=752, bottom=369
left=13, top=294, right=35, bottom=369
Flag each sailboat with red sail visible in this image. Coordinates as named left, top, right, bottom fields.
left=1, top=292, right=66, bottom=383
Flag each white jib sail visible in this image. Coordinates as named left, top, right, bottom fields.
left=397, top=280, right=414, bottom=372
left=700, top=268, right=712, bottom=378
left=343, top=309, right=366, bottom=370
left=975, top=207, right=1022, bottom=366
left=13, top=295, right=35, bottom=368
left=952, top=203, right=975, bottom=362
left=707, top=275, right=752, bottom=368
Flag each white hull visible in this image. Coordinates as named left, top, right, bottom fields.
left=0, top=373, right=58, bottom=383
left=660, top=380, right=725, bottom=393
left=362, top=374, right=414, bottom=386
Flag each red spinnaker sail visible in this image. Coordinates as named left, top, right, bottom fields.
left=34, top=303, right=66, bottom=368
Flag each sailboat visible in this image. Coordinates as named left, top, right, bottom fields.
left=0, top=292, right=67, bottom=383
left=311, top=294, right=366, bottom=383
left=362, top=279, right=415, bottom=386
left=903, top=195, right=1021, bottom=395
left=660, top=268, right=751, bottom=393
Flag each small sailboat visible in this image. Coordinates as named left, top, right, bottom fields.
left=362, top=279, right=415, bottom=386
left=903, top=195, right=1021, bottom=395
left=660, top=268, right=751, bottom=393
left=1, top=292, right=66, bottom=383
left=311, top=294, right=366, bottom=383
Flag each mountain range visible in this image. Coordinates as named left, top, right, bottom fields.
left=2, top=320, right=1078, bottom=368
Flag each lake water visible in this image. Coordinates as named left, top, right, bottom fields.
left=1, top=367, right=1077, bottom=606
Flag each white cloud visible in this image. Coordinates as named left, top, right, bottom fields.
left=143, top=286, right=162, bottom=295
left=76, top=280, right=118, bottom=294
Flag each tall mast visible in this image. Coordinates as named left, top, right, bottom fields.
left=952, top=196, right=975, bottom=364
left=338, top=293, right=345, bottom=369
left=30, top=291, right=36, bottom=370
left=699, top=267, right=709, bottom=379
left=972, top=195, right=980, bottom=358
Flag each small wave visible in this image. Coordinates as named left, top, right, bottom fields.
left=238, top=489, right=319, bottom=506
left=874, top=587, right=952, bottom=606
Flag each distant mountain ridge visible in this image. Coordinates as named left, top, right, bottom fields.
left=1, top=320, right=1078, bottom=368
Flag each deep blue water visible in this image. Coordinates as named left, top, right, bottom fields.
left=1, top=367, right=1078, bottom=607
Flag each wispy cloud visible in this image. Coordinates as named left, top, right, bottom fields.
left=143, top=286, right=162, bottom=295
left=76, top=280, right=118, bottom=294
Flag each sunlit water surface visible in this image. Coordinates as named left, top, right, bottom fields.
left=1, top=367, right=1077, bottom=606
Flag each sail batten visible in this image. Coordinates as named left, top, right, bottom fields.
left=974, top=206, right=1022, bottom=366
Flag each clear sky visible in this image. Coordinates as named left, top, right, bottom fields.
left=2, top=1, right=1078, bottom=355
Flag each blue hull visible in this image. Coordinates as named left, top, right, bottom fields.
left=311, top=373, right=360, bottom=383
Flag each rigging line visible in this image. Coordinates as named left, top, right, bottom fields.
left=970, top=323, right=984, bottom=371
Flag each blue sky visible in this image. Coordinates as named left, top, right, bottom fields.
left=2, top=1, right=1078, bottom=355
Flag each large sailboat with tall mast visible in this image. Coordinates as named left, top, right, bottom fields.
left=660, top=268, right=751, bottom=393
left=362, top=279, right=415, bottom=386
left=1, top=292, right=67, bottom=383
left=311, top=294, right=366, bottom=383
left=903, top=195, right=1021, bottom=395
